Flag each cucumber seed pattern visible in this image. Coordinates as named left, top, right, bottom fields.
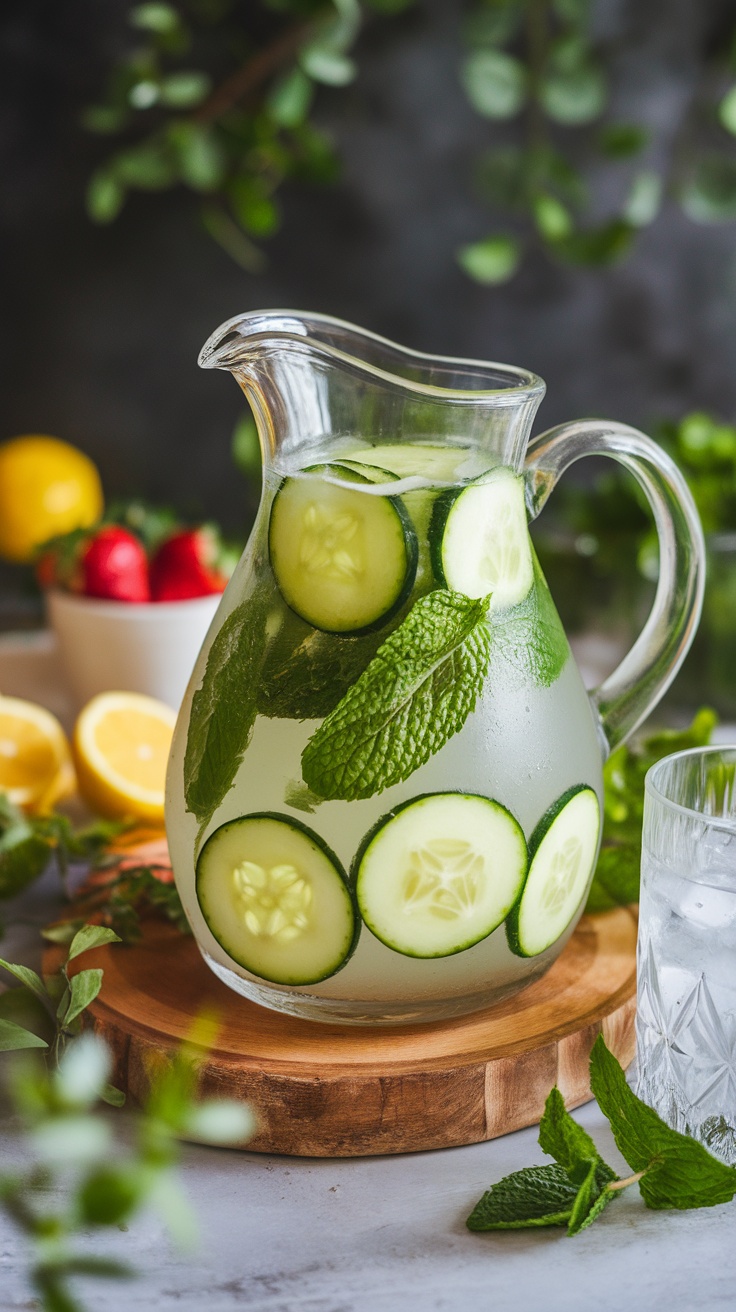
left=479, top=498, right=524, bottom=592
left=299, top=504, right=362, bottom=580
left=402, top=839, right=485, bottom=920
left=540, top=836, right=582, bottom=916
left=233, top=860, right=313, bottom=942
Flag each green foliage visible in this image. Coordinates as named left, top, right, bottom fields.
left=590, top=1037, right=736, bottom=1210
left=456, top=233, right=521, bottom=284
left=82, top=0, right=414, bottom=268
left=490, top=557, right=569, bottom=688
left=231, top=409, right=262, bottom=481
left=461, top=49, right=527, bottom=119
left=459, top=1, right=736, bottom=281
left=0, top=924, right=122, bottom=1068
left=51, top=864, right=191, bottom=945
left=0, top=1012, right=253, bottom=1310
left=184, top=591, right=270, bottom=842
left=585, top=708, right=717, bottom=913
left=535, top=409, right=736, bottom=684
left=0, top=781, right=188, bottom=945
left=467, top=1038, right=736, bottom=1237
left=681, top=154, right=736, bottom=223
left=0, top=925, right=253, bottom=1310
left=0, top=795, right=124, bottom=902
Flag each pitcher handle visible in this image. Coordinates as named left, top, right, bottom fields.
left=524, top=419, right=705, bottom=755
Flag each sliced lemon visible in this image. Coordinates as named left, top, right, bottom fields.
left=0, top=695, right=74, bottom=812
left=73, top=692, right=176, bottom=824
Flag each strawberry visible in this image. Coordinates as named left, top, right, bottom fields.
left=80, top=526, right=150, bottom=602
left=149, top=527, right=231, bottom=602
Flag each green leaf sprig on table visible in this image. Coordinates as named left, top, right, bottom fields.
left=584, top=707, right=717, bottom=913
left=0, top=793, right=124, bottom=902
left=301, top=590, right=493, bottom=802
left=467, top=1036, right=736, bottom=1238
left=47, top=863, right=191, bottom=947
left=0, top=923, right=123, bottom=1084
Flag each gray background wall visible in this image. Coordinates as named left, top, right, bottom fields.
left=2, top=0, right=736, bottom=545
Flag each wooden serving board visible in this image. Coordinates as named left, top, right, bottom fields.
left=45, top=906, right=637, bottom=1157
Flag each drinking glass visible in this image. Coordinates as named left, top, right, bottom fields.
left=636, top=746, right=736, bottom=1164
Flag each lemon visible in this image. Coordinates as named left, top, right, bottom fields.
left=0, top=695, right=75, bottom=812
left=0, top=435, right=103, bottom=563
left=73, top=692, right=176, bottom=824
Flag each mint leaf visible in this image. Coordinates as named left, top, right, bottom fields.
left=537, top=1085, right=620, bottom=1234
left=259, top=610, right=383, bottom=721
left=568, top=1171, right=619, bottom=1235
left=184, top=593, right=268, bottom=840
left=539, top=1086, right=617, bottom=1187
left=301, top=591, right=492, bottom=801
left=589, top=1035, right=736, bottom=1210
left=492, top=558, right=568, bottom=689
left=467, top=1164, right=578, bottom=1230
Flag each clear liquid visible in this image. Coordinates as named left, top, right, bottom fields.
left=166, top=440, right=604, bottom=1023
left=636, top=849, right=736, bottom=1163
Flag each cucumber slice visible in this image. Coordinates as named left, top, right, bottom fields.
left=269, top=465, right=417, bottom=634
left=347, top=443, right=472, bottom=481
left=353, top=792, right=528, bottom=958
left=506, top=785, right=601, bottom=959
left=196, top=812, right=359, bottom=985
left=430, top=468, right=534, bottom=611
left=328, top=460, right=399, bottom=485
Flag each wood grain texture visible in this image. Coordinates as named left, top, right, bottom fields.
left=44, top=908, right=637, bottom=1157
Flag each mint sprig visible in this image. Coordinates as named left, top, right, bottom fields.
left=467, top=1036, right=736, bottom=1237
left=301, top=590, right=492, bottom=802
left=184, top=592, right=269, bottom=843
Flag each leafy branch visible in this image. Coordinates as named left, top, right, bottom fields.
left=0, top=923, right=125, bottom=1085
left=83, top=0, right=415, bottom=270
left=459, top=0, right=736, bottom=282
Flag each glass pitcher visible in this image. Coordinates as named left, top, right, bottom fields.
left=165, top=311, right=704, bottom=1025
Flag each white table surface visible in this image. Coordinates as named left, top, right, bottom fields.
left=1, top=633, right=735, bottom=1311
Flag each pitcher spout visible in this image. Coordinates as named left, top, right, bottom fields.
left=198, top=310, right=546, bottom=472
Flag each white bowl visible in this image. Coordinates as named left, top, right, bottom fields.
left=46, top=590, right=221, bottom=710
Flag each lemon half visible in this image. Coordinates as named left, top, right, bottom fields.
left=0, top=695, right=74, bottom=812
left=73, top=692, right=176, bottom=824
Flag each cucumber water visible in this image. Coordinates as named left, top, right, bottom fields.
left=168, top=439, right=603, bottom=1024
